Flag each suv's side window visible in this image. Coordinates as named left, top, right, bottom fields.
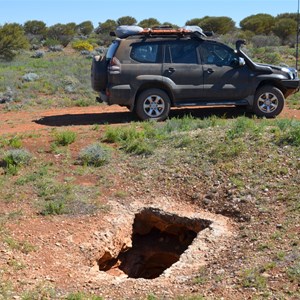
left=200, top=41, right=237, bottom=66
left=130, top=43, right=160, bottom=63
left=165, top=40, right=198, bottom=64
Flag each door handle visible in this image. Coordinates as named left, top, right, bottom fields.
left=206, top=68, right=214, bottom=74
left=168, top=67, right=175, bottom=72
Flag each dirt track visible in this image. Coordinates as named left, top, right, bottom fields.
left=1, top=105, right=300, bottom=135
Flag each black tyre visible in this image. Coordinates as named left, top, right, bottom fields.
left=135, top=89, right=171, bottom=121
left=253, top=85, right=284, bottom=118
left=91, top=55, right=108, bottom=92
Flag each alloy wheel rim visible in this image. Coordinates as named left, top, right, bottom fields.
left=143, top=95, right=165, bottom=117
left=257, top=92, right=279, bottom=114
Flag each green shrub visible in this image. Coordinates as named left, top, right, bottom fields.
left=78, top=143, right=110, bottom=166
left=103, top=125, right=156, bottom=155
left=251, top=47, right=281, bottom=64
left=287, top=261, right=300, bottom=283
left=121, top=136, right=155, bottom=155
left=40, top=200, right=65, bottom=216
left=240, top=268, right=267, bottom=290
left=53, top=130, right=77, bottom=146
left=226, top=116, right=257, bottom=139
left=72, top=40, right=93, bottom=51
left=2, top=148, right=32, bottom=175
left=276, top=120, right=300, bottom=146
left=8, top=136, right=22, bottom=148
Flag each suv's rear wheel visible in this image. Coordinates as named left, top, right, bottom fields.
left=253, top=85, right=284, bottom=118
left=136, top=89, right=171, bottom=121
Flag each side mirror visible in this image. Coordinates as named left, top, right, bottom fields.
left=231, top=57, right=246, bottom=67
left=239, top=57, right=246, bottom=66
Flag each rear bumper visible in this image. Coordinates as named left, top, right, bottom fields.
left=106, top=84, right=134, bottom=109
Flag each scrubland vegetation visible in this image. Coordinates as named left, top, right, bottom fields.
left=1, top=13, right=300, bottom=109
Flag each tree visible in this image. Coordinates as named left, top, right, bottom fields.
left=138, top=18, right=161, bottom=28
left=95, top=19, right=117, bottom=34
left=117, top=16, right=137, bottom=26
left=186, top=16, right=235, bottom=34
left=240, top=14, right=275, bottom=35
left=276, top=13, right=298, bottom=22
left=200, top=16, right=235, bottom=34
left=23, top=20, right=47, bottom=36
left=273, top=18, right=297, bottom=43
left=0, top=23, right=29, bottom=60
left=46, top=23, right=76, bottom=46
left=162, top=22, right=179, bottom=29
left=76, top=21, right=94, bottom=36
left=186, top=18, right=202, bottom=26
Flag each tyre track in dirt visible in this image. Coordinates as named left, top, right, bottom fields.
left=0, top=105, right=299, bottom=135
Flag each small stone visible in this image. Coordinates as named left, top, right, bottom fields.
left=203, top=198, right=211, bottom=205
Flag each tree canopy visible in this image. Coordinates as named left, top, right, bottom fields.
left=0, top=23, right=29, bottom=60
left=23, top=20, right=47, bottom=36
left=76, top=21, right=94, bottom=36
left=186, top=16, right=235, bottom=34
left=240, top=14, right=275, bottom=35
left=138, top=18, right=161, bottom=28
left=117, top=16, right=137, bottom=26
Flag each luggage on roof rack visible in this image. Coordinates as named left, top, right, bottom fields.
left=115, top=25, right=143, bottom=38
left=113, top=25, right=211, bottom=39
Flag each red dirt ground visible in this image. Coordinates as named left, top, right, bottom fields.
left=0, top=104, right=299, bottom=299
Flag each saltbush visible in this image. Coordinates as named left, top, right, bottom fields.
left=0, top=87, right=15, bottom=103
left=31, top=50, right=45, bottom=58
left=78, top=143, right=110, bottom=167
left=251, top=34, right=281, bottom=47
left=3, top=148, right=32, bottom=167
left=2, top=148, right=32, bottom=175
left=62, top=76, right=80, bottom=93
left=22, top=72, right=39, bottom=82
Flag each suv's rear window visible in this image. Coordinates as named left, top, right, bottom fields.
left=130, top=43, right=160, bottom=63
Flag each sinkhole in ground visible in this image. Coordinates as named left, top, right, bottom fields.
left=98, top=208, right=212, bottom=279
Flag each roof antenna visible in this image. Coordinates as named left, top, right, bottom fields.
left=296, top=0, right=300, bottom=70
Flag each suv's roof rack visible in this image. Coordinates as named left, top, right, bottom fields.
left=113, top=25, right=213, bottom=39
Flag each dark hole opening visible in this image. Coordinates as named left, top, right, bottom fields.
left=98, top=208, right=211, bottom=279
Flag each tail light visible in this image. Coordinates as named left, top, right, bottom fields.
left=108, top=57, right=121, bottom=74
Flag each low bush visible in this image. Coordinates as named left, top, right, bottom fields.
left=103, top=125, right=156, bottom=155
left=2, top=148, right=32, bottom=167
left=53, top=130, right=77, bottom=146
left=276, top=120, right=300, bottom=146
left=72, top=40, right=93, bottom=52
left=2, top=148, right=32, bottom=175
left=78, top=143, right=110, bottom=166
left=40, top=200, right=65, bottom=216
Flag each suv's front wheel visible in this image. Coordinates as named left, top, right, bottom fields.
left=253, top=85, right=284, bottom=118
left=135, top=89, right=171, bottom=121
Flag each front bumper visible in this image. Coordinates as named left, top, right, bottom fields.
left=281, top=79, right=300, bottom=90
left=281, top=79, right=300, bottom=97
